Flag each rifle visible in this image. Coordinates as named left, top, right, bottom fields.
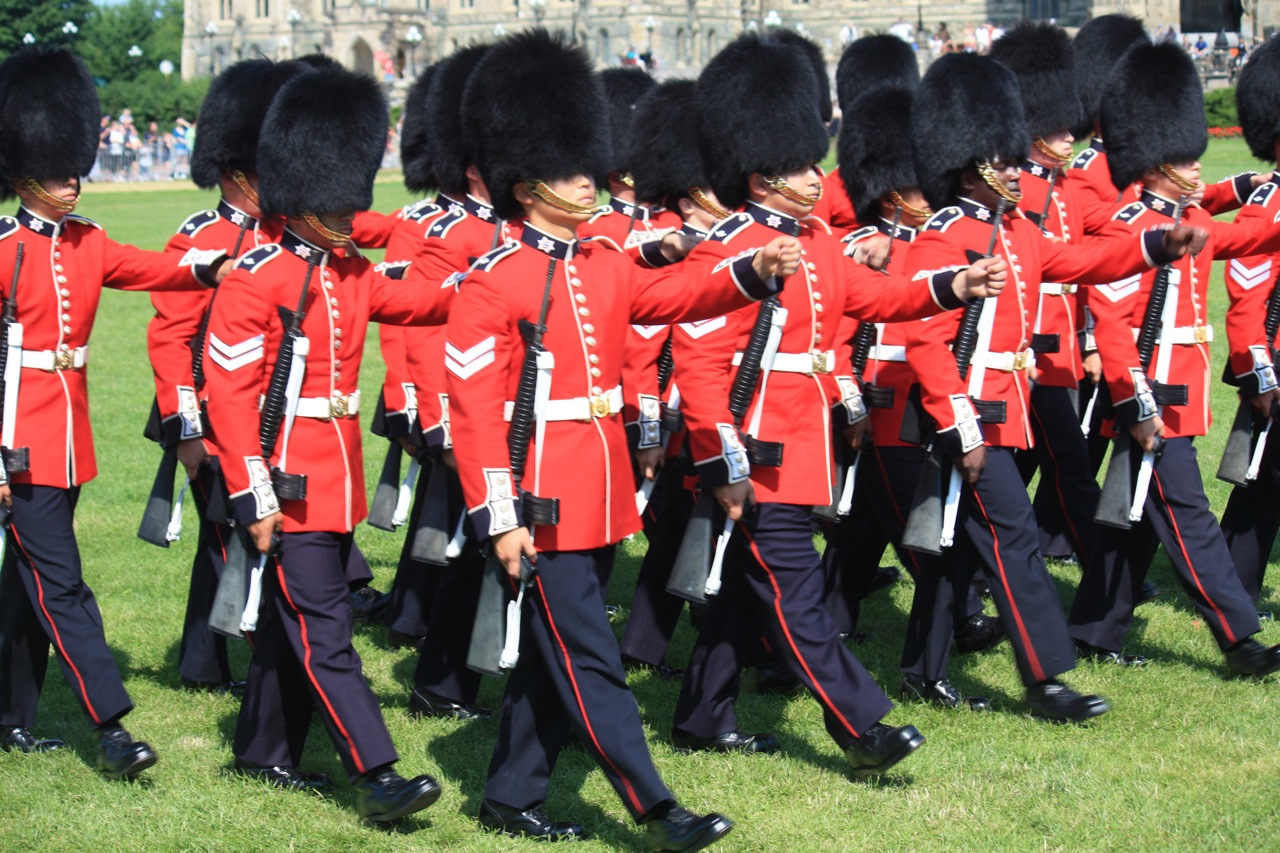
left=259, top=259, right=318, bottom=501
left=0, top=243, right=27, bottom=572
left=1218, top=265, right=1280, bottom=486
left=468, top=257, right=558, bottom=677
left=366, top=438, right=406, bottom=531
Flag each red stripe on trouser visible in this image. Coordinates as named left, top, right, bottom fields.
left=274, top=561, right=366, bottom=774
left=533, top=576, right=644, bottom=814
left=872, top=450, right=924, bottom=581
left=970, top=490, right=1047, bottom=683
left=741, top=526, right=861, bottom=739
left=11, top=527, right=100, bottom=724
left=1030, top=402, right=1089, bottom=561
left=1151, top=471, right=1237, bottom=645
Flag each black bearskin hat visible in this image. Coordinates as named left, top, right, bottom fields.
left=912, top=53, right=1029, bottom=210
left=629, top=79, right=708, bottom=210
left=1071, top=14, right=1148, bottom=138
left=294, top=53, right=342, bottom=71
left=988, top=21, right=1083, bottom=140
left=400, top=63, right=438, bottom=195
left=0, top=46, right=100, bottom=201
left=427, top=45, right=490, bottom=197
left=770, top=29, right=832, bottom=122
left=462, top=29, right=611, bottom=222
left=696, top=33, right=830, bottom=211
left=601, top=67, right=657, bottom=179
left=190, top=59, right=305, bottom=190
left=1237, top=37, right=1280, bottom=164
left=840, top=87, right=918, bottom=224
left=257, top=65, right=388, bottom=217
left=1100, top=42, right=1206, bottom=192
left=835, top=34, right=919, bottom=111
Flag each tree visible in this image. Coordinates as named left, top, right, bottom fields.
left=78, top=0, right=182, bottom=85
left=0, top=0, right=94, bottom=55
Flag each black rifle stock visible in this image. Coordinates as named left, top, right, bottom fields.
left=259, top=259, right=317, bottom=501
left=1219, top=265, right=1280, bottom=485
left=366, top=439, right=404, bottom=531
left=0, top=243, right=29, bottom=477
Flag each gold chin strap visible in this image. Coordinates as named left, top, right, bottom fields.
left=301, top=212, right=350, bottom=247
left=230, top=169, right=260, bottom=206
left=976, top=161, right=1023, bottom=204
left=688, top=187, right=731, bottom=221
left=763, top=174, right=822, bottom=207
left=1032, top=137, right=1073, bottom=166
left=24, top=178, right=77, bottom=213
left=1159, top=163, right=1200, bottom=193
left=527, top=180, right=597, bottom=215
left=617, top=172, right=635, bottom=189
left=887, top=190, right=932, bottom=221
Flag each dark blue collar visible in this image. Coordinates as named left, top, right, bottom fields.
left=280, top=227, right=331, bottom=264
left=1090, top=137, right=1105, bottom=153
left=609, top=197, right=652, bottom=221
left=745, top=202, right=801, bottom=236
left=1139, top=189, right=1182, bottom=215
left=440, top=193, right=496, bottom=222
left=955, top=196, right=1003, bottom=222
left=521, top=223, right=574, bottom=259
left=1021, top=160, right=1058, bottom=181
left=878, top=217, right=917, bottom=243
left=218, top=198, right=259, bottom=229
left=16, top=207, right=59, bottom=236
left=680, top=222, right=709, bottom=239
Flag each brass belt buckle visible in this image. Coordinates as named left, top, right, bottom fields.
left=810, top=351, right=829, bottom=374
left=1194, top=326, right=1208, bottom=344
left=589, top=394, right=611, bottom=419
left=1012, top=351, right=1030, bottom=371
left=329, top=394, right=349, bottom=418
left=53, top=349, right=73, bottom=371
left=1061, top=284, right=1077, bottom=295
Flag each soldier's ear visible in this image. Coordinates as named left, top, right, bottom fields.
left=746, top=172, right=768, bottom=201
left=513, top=182, right=535, bottom=209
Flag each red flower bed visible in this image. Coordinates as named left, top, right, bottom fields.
left=1209, top=126, right=1243, bottom=138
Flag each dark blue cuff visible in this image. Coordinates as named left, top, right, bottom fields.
left=639, top=239, right=674, bottom=268
left=930, top=269, right=966, bottom=311
left=1232, top=172, right=1257, bottom=203
left=1143, top=230, right=1175, bottom=268
left=731, top=253, right=778, bottom=301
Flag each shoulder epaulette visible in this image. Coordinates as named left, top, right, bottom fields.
left=1246, top=182, right=1277, bottom=208
left=471, top=240, right=520, bottom=273
left=236, top=244, right=281, bottom=273
left=707, top=213, right=753, bottom=243
left=844, top=224, right=879, bottom=245
left=64, top=213, right=102, bottom=231
left=0, top=216, right=18, bottom=242
left=402, top=199, right=442, bottom=222
left=176, top=209, right=218, bottom=238
left=425, top=209, right=466, bottom=239
left=1113, top=202, right=1146, bottom=224
left=1071, top=148, right=1098, bottom=170
left=924, top=207, right=962, bottom=232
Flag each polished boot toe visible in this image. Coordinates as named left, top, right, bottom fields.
left=96, top=727, right=158, bottom=780
left=622, top=655, right=685, bottom=680
left=642, top=804, right=732, bottom=852
left=754, top=661, right=803, bottom=696
left=409, top=687, right=493, bottom=721
left=1224, top=639, right=1280, bottom=679
left=1135, top=580, right=1162, bottom=606
left=954, top=613, right=1006, bottom=654
left=355, top=768, right=442, bottom=822
left=234, top=759, right=334, bottom=793
left=671, top=729, right=779, bottom=755
left=1026, top=680, right=1109, bottom=723
left=1075, top=640, right=1149, bottom=667
left=348, top=586, right=391, bottom=622
left=898, top=676, right=990, bottom=711
left=844, top=723, right=925, bottom=780
left=0, top=726, right=63, bottom=753
left=478, top=798, right=587, bottom=841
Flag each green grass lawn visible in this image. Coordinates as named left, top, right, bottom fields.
left=2, top=139, right=1278, bottom=850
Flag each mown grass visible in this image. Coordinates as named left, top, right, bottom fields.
left=1, top=138, right=1277, bottom=851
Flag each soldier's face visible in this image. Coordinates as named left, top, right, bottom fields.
left=1031, top=129, right=1074, bottom=167
left=753, top=165, right=824, bottom=217
left=518, top=174, right=597, bottom=236
left=14, top=176, right=80, bottom=220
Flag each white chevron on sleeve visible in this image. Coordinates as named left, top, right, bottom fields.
left=1229, top=258, right=1273, bottom=291
left=445, top=336, right=496, bottom=380
left=631, top=324, right=666, bottom=339
left=1095, top=274, right=1142, bottom=303
left=208, top=333, right=264, bottom=371
left=678, top=316, right=727, bottom=339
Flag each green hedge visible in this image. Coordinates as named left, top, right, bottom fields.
left=1205, top=86, right=1237, bottom=128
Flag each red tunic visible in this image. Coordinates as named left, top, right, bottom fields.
left=1224, top=181, right=1280, bottom=395
left=1069, top=137, right=1255, bottom=215
left=811, top=167, right=859, bottom=238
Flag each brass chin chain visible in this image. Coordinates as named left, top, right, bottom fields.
left=1159, top=163, right=1200, bottom=193
left=763, top=174, right=822, bottom=206
left=1032, top=137, right=1073, bottom=166
left=301, top=212, right=349, bottom=246
left=24, top=178, right=77, bottom=212
left=230, top=169, right=260, bottom=206
left=977, top=161, right=1023, bottom=204
left=617, top=172, right=635, bottom=188
left=688, top=187, right=731, bottom=221
left=527, top=180, right=597, bottom=215
left=887, top=190, right=932, bottom=220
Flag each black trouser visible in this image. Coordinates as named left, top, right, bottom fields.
left=1219, top=410, right=1280, bottom=602
left=484, top=547, right=673, bottom=820
left=673, top=502, right=892, bottom=750
left=0, top=484, right=132, bottom=729
left=1070, top=436, right=1261, bottom=653
left=234, top=530, right=398, bottom=781
left=819, top=447, right=894, bottom=636
left=618, top=460, right=696, bottom=667
left=178, top=458, right=235, bottom=684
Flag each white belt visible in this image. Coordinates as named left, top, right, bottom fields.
left=1040, top=283, right=1078, bottom=296
left=294, top=389, right=361, bottom=419
left=1131, top=324, right=1213, bottom=345
left=502, top=385, right=623, bottom=422
left=21, top=345, right=88, bottom=371
left=868, top=344, right=907, bottom=363
left=981, top=350, right=1035, bottom=372
left=731, top=350, right=837, bottom=375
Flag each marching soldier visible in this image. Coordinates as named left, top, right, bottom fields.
left=1067, top=42, right=1280, bottom=677
left=0, top=47, right=228, bottom=772
left=448, top=28, right=797, bottom=849
left=202, top=64, right=446, bottom=819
